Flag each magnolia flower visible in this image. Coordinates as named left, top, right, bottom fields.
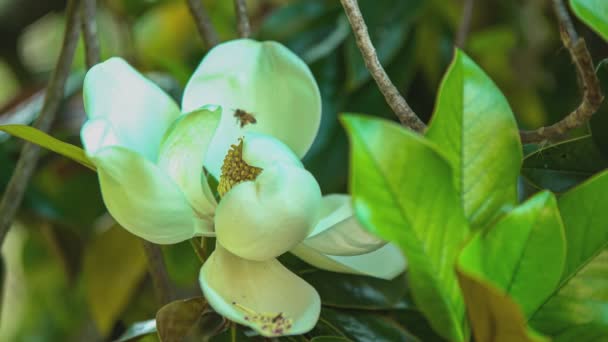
left=81, top=39, right=406, bottom=336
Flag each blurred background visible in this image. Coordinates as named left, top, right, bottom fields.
left=0, top=0, right=606, bottom=340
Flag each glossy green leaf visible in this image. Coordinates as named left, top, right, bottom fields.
left=570, top=0, right=608, bottom=41
left=343, top=115, right=469, bottom=342
left=310, top=337, right=351, bottom=342
left=457, top=269, right=549, bottom=342
left=281, top=253, right=411, bottom=310
left=257, top=0, right=343, bottom=61
left=114, top=319, right=157, bottom=342
left=426, top=49, right=522, bottom=230
left=389, top=310, right=446, bottom=342
left=344, top=0, right=423, bottom=90
left=303, top=271, right=410, bottom=310
left=522, top=136, right=608, bottom=193
left=549, top=324, right=608, bottom=342
left=459, top=191, right=566, bottom=317
left=319, top=308, right=421, bottom=341
left=530, top=171, right=608, bottom=338
left=83, top=225, right=148, bottom=335
left=0, top=125, right=96, bottom=170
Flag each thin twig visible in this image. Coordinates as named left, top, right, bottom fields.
left=80, top=0, right=100, bottom=68
left=186, top=0, right=220, bottom=48
left=0, top=0, right=82, bottom=247
left=339, top=0, right=426, bottom=132
left=520, top=0, right=603, bottom=144
left=190, top=237, right=206, bottom=262
left=455, top=0, right=475, bottom=48
left=233, top=0, right=251, bottom=38
left=141, top=240, right=176, bottom=305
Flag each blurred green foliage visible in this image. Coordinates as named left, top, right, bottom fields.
left=0, top=0, right=607, bottom=341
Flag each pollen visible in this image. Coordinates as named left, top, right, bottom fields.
left=232, top=302, right=293, bottom=336
left=217, top=138, right=262, bottom=197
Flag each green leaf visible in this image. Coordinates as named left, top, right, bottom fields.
left=310, top=337, right=351, bottom=342
left=257, top=0, right=344, bottom=62
left=0, top=125, right=96, bottom=171
left=114, top=319, right=157, bottom=342
left=570, top=0, right=608, bottom=41
left=343, top=114, right=469, bottom=342
left=459, top=191, right=566, bottom=317
left=319, top=308, right=421, bottom=341
left=83, top=225, right=148, bottom=336
left=389, top=310, right=447, bottom=342
left=303, top=271, right=410, bottom=310
left=456, top=269, right=549, bottom=342
left=281, top=253, right=411, bottom=310
left=344, top=0, right=423, bottom=90
left=522, top=136, right=608, bottom=193
left=530, top=171, right=608, bottom=339
left=426, top=49, right=522, bottom=230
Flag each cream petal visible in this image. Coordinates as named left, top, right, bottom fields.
left=241, top=132, right=303, bottom=169
left=306, top=194, right=385, bottom=256
left=200, top=245, right=321, bottom=337
left=157, top=106, right=221, bottom=218
left=90, top=145, right=212, bottom=243
left=291, top=243, right=407, bottom=280
left=215, top=161, right=321, bottom=261
left=83, top=57, right=181, bottom=161
left=182, top=39, right=321, bottom=178
left=81, top=118, right=121, bottom=156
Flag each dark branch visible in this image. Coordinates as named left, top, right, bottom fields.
left=455, top=0, right=475, bottom=48
left=141, top=240, right=176, bottom=305
left=339, top=0, right=426, bottom=132
left=80, top=0, right=100, bottom=68
left=186, top=0, right=220, bottom=48
left=0, top=0, right=82, bottom=247
left=520, top=0, right=603, bottom=143
left=234, top=0, right=251, bottom=38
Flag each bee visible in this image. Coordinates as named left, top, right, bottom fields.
left=234, top=109, right=257, bottom=128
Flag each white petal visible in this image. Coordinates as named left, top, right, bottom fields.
left=182, top=39, right=321, bottom=178
left=83, top=57, right=181, bottom=161
left=215, top=162, right=321, bottom=261
left=81, top=118, right=121, bottom=156
left=91, top=145, right=212, bottom=243
left=157, top=106, right=221, bottom=218
left=200, top=245, right=321, bottom=337
left=306, top=194, right=385, bottom=256
left=291, top=243, right=407, bottom=280
left=241, top=132, right=303, bottom=169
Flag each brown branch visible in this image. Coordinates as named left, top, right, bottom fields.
left=186, top=0, right=220, bottom=48
left=233, top=0, right=251, bottom=38
left=455, top=0, right=475, bottom=48
left=0, top=0, right=82, bottom=247
left=141, top=240, right=176, bottom=305
left=339, top=0, right=426, bottom=132
left=80, top=0, right=100, bottom=68
left=520, top=0, right=603, bottom=144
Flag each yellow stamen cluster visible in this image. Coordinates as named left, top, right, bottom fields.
left=232, top=302, right=293, bottom=336
left=217, top=138, right=262, bottom=197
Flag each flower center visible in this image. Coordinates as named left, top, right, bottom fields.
left=217, top=138, right=263, bottom=197
left=232, top=302, right=293, bottom=336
